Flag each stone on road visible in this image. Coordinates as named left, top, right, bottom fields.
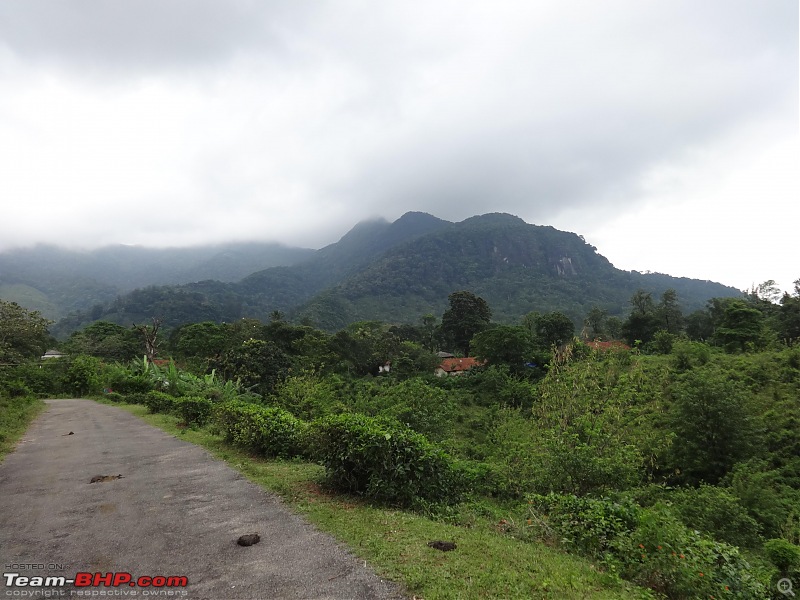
left=0, top=399, right=405, bottom=600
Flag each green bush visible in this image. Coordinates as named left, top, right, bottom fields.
left=124, top=392, right=149, bottom=405
left=1, top=379, right=32, bottom=398
left=308, top=413, right=465, bottom=507
left=144, top=390, right=179, bottom=414
left=215, top=400, right=305, bottom=458
left=670, top=484, right=762, bottom=548
left=609, top=504, right=767, bottom=599
left=103, top=391, right=125, bottom=403
left=63, top=355, right=102, bottom=397
left=176, top=396, right=214, bottom=426
left=764, top=538, right=800, bottom=572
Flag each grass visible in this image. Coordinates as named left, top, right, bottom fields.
left=0, top=395, right=45, bottom=461
left=107, top=400, right=651, bottom=599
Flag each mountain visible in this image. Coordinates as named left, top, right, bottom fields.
left=0, top=242, right=314, bottom=320
left=43, top=212, right=742, bottom=337
left=294, top=213, right=742, bottom=329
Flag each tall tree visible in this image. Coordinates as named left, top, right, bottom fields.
left=440, top=291, right=491, bottom=355
left=0, top=300, right=52, bottom=363
left=132, top=317, right=162, bottom=362
left=657, top=289, right=683, bottom=334
left=622, top=290, right=660, bottom=345
left=471, top=325, right=533, bottom=373
left=777, top=279, right=800, bottom=344
left=713, top=299, right=764, bottom=352
left=528, top=311, right=575, bottom=348
left=583, top=307, right=608, bottom=340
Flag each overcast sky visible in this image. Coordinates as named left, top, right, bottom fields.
left=0, top=1, right=797, bottom=293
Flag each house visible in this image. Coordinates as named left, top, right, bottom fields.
left=435, top=357, right=484, bottom=377
left=41, top=350, right=65, bottom=360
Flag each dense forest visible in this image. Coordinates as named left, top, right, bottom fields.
left=2, top=277, right=799, bottom=598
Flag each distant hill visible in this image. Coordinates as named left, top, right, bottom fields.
left=0, top=242, right=314, bottom=320
left=43, top=212, right=742, bottom=337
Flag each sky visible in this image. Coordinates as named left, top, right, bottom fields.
left=0, top=1, right=797, bottom=293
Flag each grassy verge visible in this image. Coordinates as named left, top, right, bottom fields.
left=111, top=401, right=650, bottom=600
left=0, top=396, right=45, bottom=461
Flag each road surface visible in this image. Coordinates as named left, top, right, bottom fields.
left=0, top=399, right=405, bottom=600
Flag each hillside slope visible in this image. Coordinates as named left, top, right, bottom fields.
left=47, top=213, right=741, bottom=336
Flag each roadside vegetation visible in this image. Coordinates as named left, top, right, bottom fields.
left=1, top=281, right=800, bottom=598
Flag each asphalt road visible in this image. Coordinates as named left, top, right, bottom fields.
left=0, top=399, right=405, bottom=600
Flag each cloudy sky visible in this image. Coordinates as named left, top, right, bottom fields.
left=0, top=1, right=797, bottom=292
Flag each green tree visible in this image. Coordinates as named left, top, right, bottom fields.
left=440, top=291, right=491, bottom=355
left=471, top=325, right=533, bottom=373
left=218, top=339, right=290, bottom=397
left=713, top=299, right=764, bottom=352
left=0, top=300, right=52, bottom=363
left=171, top=321, right=230, bottom=360
left=622, top=290, right=660, bottom=345
left=531, top=311, right=575, bottom=348
left=583, top=307, right=608, bottom=340
left=668, top=367, right=761, bottom=485
left=777, top=279, right=800, bottom=344
left=64, top=321, right=141, bottom=362
left=63, top=355, right=101, bottom=397
left=656, top=289, right=683, bottom=334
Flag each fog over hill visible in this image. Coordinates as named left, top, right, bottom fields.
left=10, top=212, right=743, bottom=337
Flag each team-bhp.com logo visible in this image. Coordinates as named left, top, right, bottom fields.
left=4, top=571, right=188, bottom=589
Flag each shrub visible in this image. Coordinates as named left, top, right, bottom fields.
left=609, top=504, right=767, bottom=599
left=669, top=484, right=762, bottom=548
left=144, top=390, right=179, bottom=414
left=124, top=392, right=149, bottom=406
left=63, top=355, right=101, bottom=397
left=176, top=396, right=214, bottom=426
left=103, top=391, right=125, bottom=403
left=216, top=400, right=305, bottom=458
left=1, top=379, right=32, bottom=398
left=308, top=413, right=465, bottom=507
left=107, top=374, right=151, bottom=395
left=764, top=538, right=800, bottom=572
left=527, top=493, right=640, bottom=555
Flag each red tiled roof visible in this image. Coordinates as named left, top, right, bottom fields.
left=437, top=357, right=484, bottom=372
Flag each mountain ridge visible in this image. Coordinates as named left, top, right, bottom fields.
left=36, top=212, right=742, bottom=337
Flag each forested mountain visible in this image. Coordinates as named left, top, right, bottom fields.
left=0, top=242, right=314, bottom=319
left=297, top=214, right=744, bottom=329
left=44, top=212, right=741, bottom=337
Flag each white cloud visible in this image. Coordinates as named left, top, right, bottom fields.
left=0, top=0, right=796, bottom=290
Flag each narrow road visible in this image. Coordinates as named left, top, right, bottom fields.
left=0, top=399, right=404, bottom=600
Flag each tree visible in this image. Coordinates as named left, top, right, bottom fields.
left=622, top=290, right=660, bottom=345
left=0, top=300, right=52, bottom=363
left=713, top=299, right=764, bottom=352
left=668, top=367, right=761, bottom=485
left=440, top=291, right=491, bottom=355
left=777, top=279, right=800, bottom=344
left=171, top=321, right=229, bottom=361
left=471, top=325, right=534, bottom=373
left=583, top=307, right=608, bottom=340
left=531, top=311, right=575, bottom=348
left=217, top=339, right=290, bottom=397
left=133, top=317, right=162, bottom=362
left=656, top=289, right=683, bottom=334
left=64, top=321, right=141, bottom=362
